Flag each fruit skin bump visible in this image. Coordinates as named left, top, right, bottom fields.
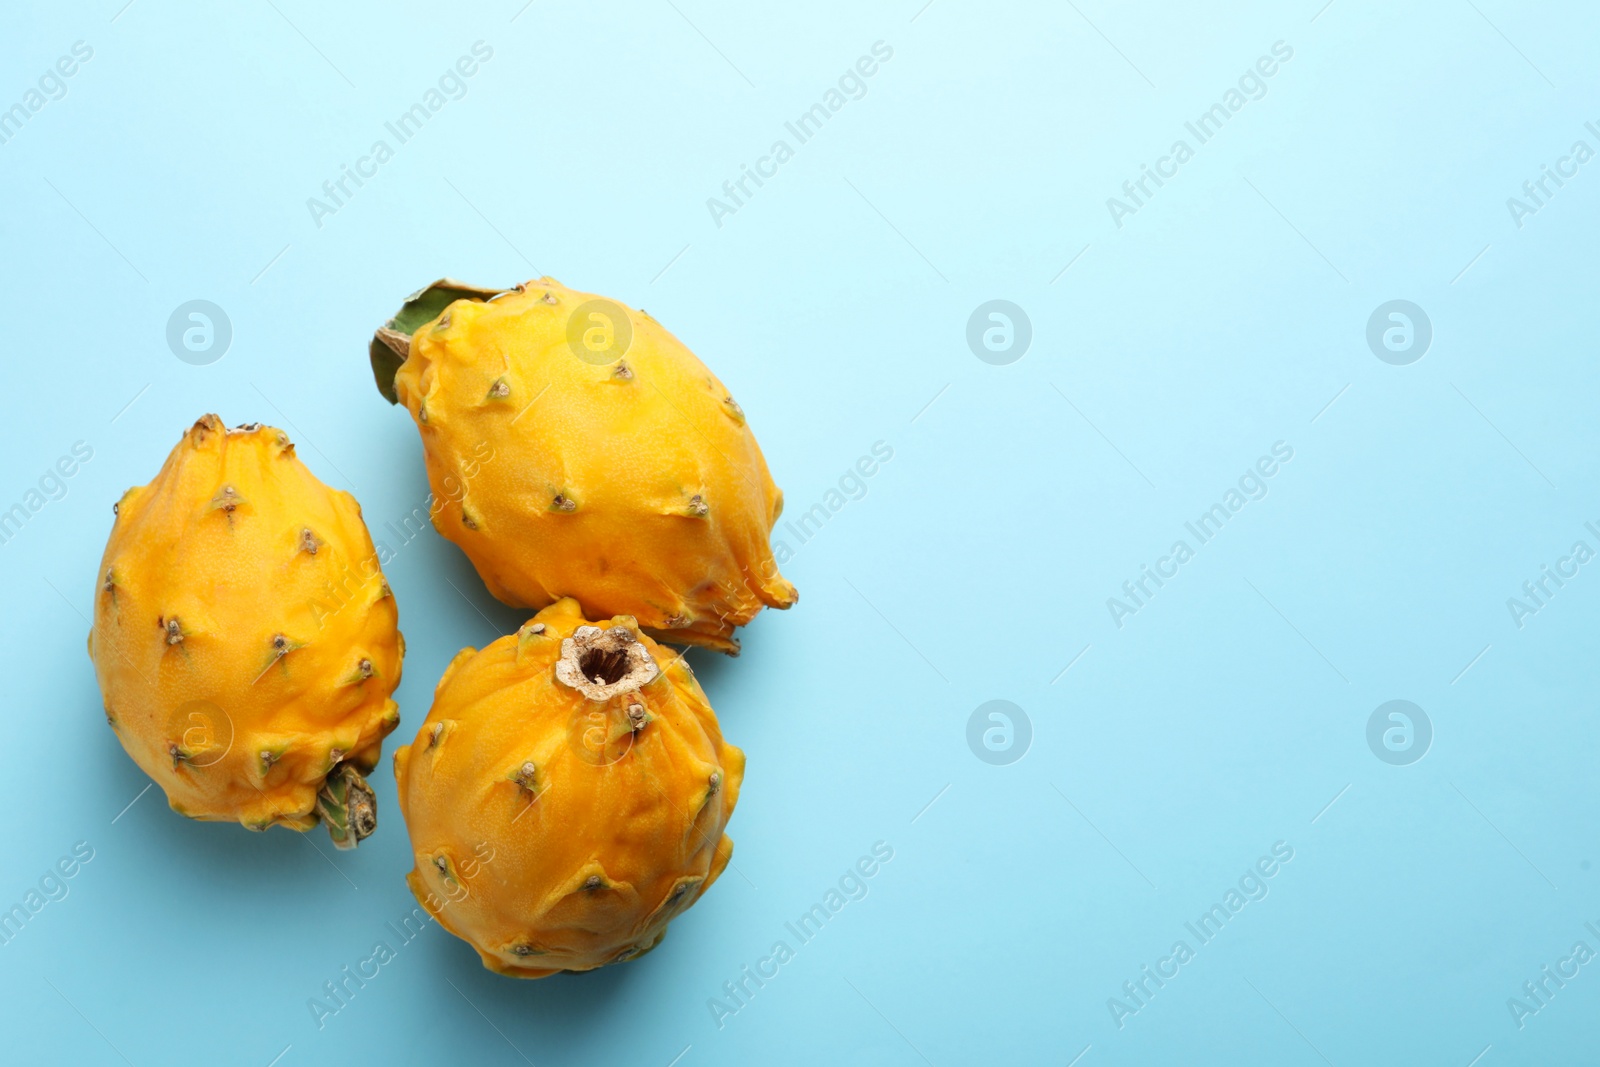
left=393, top=596, right=743, bottom=977
left=88, top=415, right=403, bottom=847
left=371, top=277, right=797, bottom=654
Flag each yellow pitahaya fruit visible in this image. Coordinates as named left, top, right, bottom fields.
left=393, top=597, right=743, bottom=977
left=88, top=415, right=403, bottom=847
left=369, top=278, right=797, bottom=654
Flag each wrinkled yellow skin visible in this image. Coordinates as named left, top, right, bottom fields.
left=394, top=597, right=743, bottom=977
left=88, top=416, right=403, bottom=831
left=391, top=278, right=796, bottom=653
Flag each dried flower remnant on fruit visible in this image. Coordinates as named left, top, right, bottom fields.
left=554, top=624, right=659, bottom=701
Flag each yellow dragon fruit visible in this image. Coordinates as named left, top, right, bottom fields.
left=393, top=597, right=743, bottom=976
left=369, top=278, right=796, bottom=654
left=88, top=415, right=403, bottom=847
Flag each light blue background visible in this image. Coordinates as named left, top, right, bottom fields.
left=2, top=1, right=1597, bottom=1064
